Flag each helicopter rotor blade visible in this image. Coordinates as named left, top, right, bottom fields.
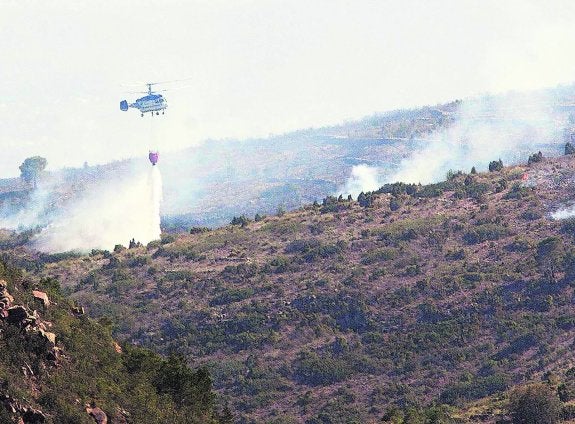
left=153, top=85, right=193, bottom=93
left=146, top=77, right=194, bottom=86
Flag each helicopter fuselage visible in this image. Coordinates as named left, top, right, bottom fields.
left=120, top=93, right=168, bottom=115
left=132, top=94, right=167, bottom=113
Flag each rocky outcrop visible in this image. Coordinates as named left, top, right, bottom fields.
left=72, top=305, right=85, bottom=315
left=1, top=393, right=46, bottom=423
left=0, top=286, right=61, bottom=365
left=86, top=405, right=108, bottom=424
left=6, top=305, right=37, bottom=328
left=0, top=279, right=14, bottom=310
left=32, top=290, right=50, bottom=308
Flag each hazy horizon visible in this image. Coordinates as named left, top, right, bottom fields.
left=2, top=1, right=575, bottom=177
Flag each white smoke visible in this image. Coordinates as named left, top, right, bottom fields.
left=390, top=91, right=562, bottom=184
left=551, top=205, right=575, bottom=220
left=32, top=165, right=162, bottom=253
left=0, top=181, right=52, bottom=230
left=338, top=164, right=381, bottom=197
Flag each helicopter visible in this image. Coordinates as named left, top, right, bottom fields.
left=120, top=82, right=168, bottom=117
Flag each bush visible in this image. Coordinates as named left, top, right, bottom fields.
left=565, top=142, right=575, bottom=155
left=463, top=224, right=509, bottom=244
left=520, top=209, right=542, bottom=221
left=285, top=239, right=346, bottom=262
left=508, top=383, right=561, bottom=424
left=440, top=373, right=509, bottom=404
left=361, top=248, right=398, bottom=265
left=209, top=288, right=255, bottom=306
left=389, top=198, right=401, bottom=211
left=190, top=227, right=211, bottom=234
left=293, top=352, right=351, bottom=386
left=560, top=217, right=575, bottom=237
left=504, top=183, right=531, bottom=200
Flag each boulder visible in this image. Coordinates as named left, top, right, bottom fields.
left=86, top=406, right=108, bottom=424
left=0, top=393, right=46, bottom=423
left=6, top=306, right=29, bottom=325
left=0, top=280, right=14, bottom=309
left=6, top=306, right=37, bottom=329
left=21, top=407, right=46, bottom=423
left=32, top=291, right=50, bottom=308
left=72, top=306, right=85, bottom=315
left=111, top=409, right=129, bottom=424
left=39, top=330, right=56, bottom=346
left=46, top=346, right=62, bottom=362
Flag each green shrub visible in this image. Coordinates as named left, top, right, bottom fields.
left=361, top=248, right=398, bottom=265
left=504, top=183, right=531, bottom=200
left=209, top=288, right=255, bottom=306
left=508, top=383, right=561, bottom=424
left=463, top=223, right=510, bottom=244
left=293, top=351, right=351, bottom=386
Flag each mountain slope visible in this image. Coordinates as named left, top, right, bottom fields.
left=5, top=152, right=575, bottom=422
left=0, top=259, right=225, bottom=423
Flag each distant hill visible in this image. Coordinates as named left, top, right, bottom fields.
left=4, top=151, right=575, bottom=421
left=5, top=85, right=575, bottom=233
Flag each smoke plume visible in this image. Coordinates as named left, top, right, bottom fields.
left=551, top=205, right=575, bottom=220
left=32, top=165, right=162, bottom=253
left=0, top=181, right=53, bottom=230
left=341, top=89, right=565, bottom=192
left=393, top=92, right=562, bottom=184
left=338, top=164, right=381, bottom=197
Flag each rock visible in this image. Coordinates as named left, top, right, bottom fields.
left=39, top=330, right=56, bottom=346
left=86, top=406, right=108, bottom=424
left=72, top=306, right=85, bottom=315
left=0, top=279, right=14, bottom=310
left=22, top=407, right=46, bottom=423
left=111, top=408, right=129, bottom=424
left=32, top=291, right=50, bottom=308
left=6, top=306, right=29, bottom=325
left=0, top=393, right=45, bottom=423
left=46, top=346, right=62, bottom=362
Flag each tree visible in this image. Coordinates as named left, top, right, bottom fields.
left=488, top=159, right=503, bottom=172
left=19, top=156, right=47, bottom=188
left=231, top=215, right=250, bottom=227
left=357, top=192, right=373, bottom=208
left=509, top=383, right=561, bottom=424
left=470, top=166, right=477, bottom=174
left=528, top=151, right=543, bottom=165
left=566, top=142, right=575, bottom=155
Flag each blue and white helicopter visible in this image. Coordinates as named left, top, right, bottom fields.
left=120, top=82, right=168, bottom=117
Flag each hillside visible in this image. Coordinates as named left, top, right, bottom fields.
left=0, top=258, right=226, bottom=423
left=3, top=151, right=575, bottom=421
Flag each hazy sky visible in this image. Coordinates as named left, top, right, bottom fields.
left=1, top=0, right=575, bottom=177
